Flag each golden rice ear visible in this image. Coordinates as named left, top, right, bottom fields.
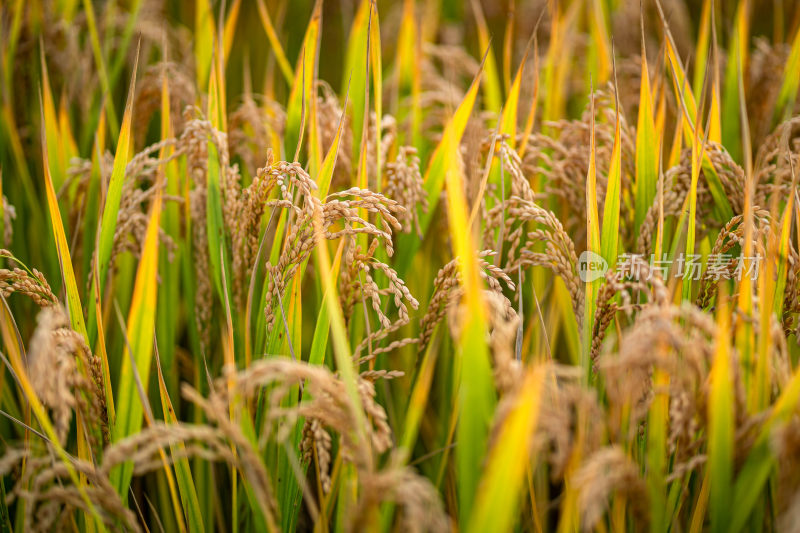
left=384, top=146, right=427, bottom=236
left=485, top=195, right=582, bottom=329
left=575, top=446, right=649, bottom=530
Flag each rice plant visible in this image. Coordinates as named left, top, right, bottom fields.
left=1, top=0, right=800, bottom=531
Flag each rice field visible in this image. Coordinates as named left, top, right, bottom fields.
left=1, top=0, right=800, bottom=531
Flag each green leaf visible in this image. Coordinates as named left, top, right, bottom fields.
left=88, top=46, right=140, bottom=344
left=583, top=90, right=601, bottom=375
left=470, top=0, right=502, bottom=113
left=600, top=80, right=622, bottom=270
left=634, top=31, right=658, bottom=234
left=467, top=367, right=545, bottom=533
left=111, top=179, right=162, bottom=496
left=285, top=0, right=322, bottom=160
left=255, top=0, right=294, bottom=85
left=708, top=294, right=733, bottom=533
left=395, top=51, right=485, bottom=277
left=774, top=15, right=800, bottom=123
left=721, top=0, right=748, bottom=163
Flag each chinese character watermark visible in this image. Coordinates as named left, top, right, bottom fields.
left=577, top=252, right=762, bottom=282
